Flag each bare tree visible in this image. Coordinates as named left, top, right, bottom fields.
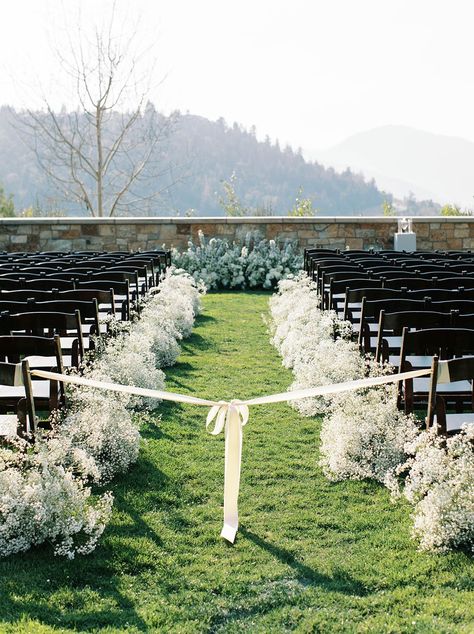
left=20, top=3, right=174, bottom=217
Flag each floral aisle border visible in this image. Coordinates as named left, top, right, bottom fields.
left=269, top=273, right=474, bottom=553
left=0, top=269, right=204, bottom=559
left=171, top=230, right=303, bottom=290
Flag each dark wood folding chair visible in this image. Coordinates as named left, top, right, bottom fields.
left=426, top=356, right=474, bottom=435
left=358, top=298, right=431, bottom=352
left=400, top=328, right=474, bottom=414
left=375, top=310, right=455, bottom=364
left=0, top=310, right=85, bottom=368
left=0, top=359, right=37, bottom=438
left=327, top=278, right=382, bottom=313
left=0, top=335, right=65, bottom=418
left=75, top=280, right=131, bottom=320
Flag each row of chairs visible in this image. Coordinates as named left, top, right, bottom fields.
left=305, top=248, right=474, bottom=436
left=0, top=248, right=171, bottom=440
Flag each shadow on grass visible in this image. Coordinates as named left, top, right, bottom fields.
left=240, top=526, right=368, bottom=597
left=0, top=417, right=196, bottom=632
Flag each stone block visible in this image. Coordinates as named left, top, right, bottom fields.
left=61, top=229, right=82, bottom=239
left=177, top=223, right=191, bottom=235
left=47, top=239, right=73, bottom=251
left=445, top=239, right=462, bottom=250
left=99, top=225, right=116, bottom=237
left=355, top=228, right=376, bottom=238
left=338, top=224, right=355, bottom=238
left=159, top=225, right=179, bottom=240
left=11, top=234, right=28, bottom=244
left=81, top=224, right=100, bottom=236
left=430, top=229, right=449, bottom=241
left=414, top=224, right=430, bottom=238
left=297, top=230, right=320, bottom=239
left=344, top=238, right=363, bottom=250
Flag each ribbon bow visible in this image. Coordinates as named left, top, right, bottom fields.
left=206, top=400, right=249, bottom=542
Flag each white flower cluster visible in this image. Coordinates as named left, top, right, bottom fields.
left=270, top=272, right=474, bottom=552
left=269, top=272, right=363, bottom=416
left=320, top=384, right=419, bottom=484
left=0, top=269, right=204, bottom=558
left=172, top=230, right=302, bottom=290
left=398, top=426, right=474, bottom=552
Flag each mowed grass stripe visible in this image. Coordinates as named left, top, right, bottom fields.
left=0, top=291, right=473, bottom=633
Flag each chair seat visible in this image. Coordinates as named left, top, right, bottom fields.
left=434, top=413, right=474, bottom=432
left=0, top=414, right=18, bottom=436
left=23, top=355, right=73, bottom=368
left=391, top=355, right=438, bottom=368
left=0, top=381, right=50, bottom=399
left=414, top=377, right=472, bottom=392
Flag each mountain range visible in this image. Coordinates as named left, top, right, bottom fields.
left=313, top=125, right=474, bottom=209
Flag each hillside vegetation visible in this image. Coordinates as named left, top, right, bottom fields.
left=0, top=106, right=388, bottom=216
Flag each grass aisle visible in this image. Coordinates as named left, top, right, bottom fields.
left=1, top=291, right=473, bottom=633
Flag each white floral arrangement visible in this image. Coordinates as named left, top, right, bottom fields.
left=319, top=383, right=419, bottom=484
left=171, top=230, right=302, bottom=290
left=396, top=426, right=474, bottom=552
left=0, top=268, right=204, bottom=558
left=269, top=272, right=474, bottom=553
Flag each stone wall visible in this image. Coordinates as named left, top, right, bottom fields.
left=0, top=217, right=473, bottom=252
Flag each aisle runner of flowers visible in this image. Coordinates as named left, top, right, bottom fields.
left=269, top=273, right=474, bottom=553
left=0, top=270, right=204, bottom=559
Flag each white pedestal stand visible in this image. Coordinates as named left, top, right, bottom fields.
left=394, top=232, right=416, bottom=252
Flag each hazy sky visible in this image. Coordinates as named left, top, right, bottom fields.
left=2, top=0, right=474, bottom=155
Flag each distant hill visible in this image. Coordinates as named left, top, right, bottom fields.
left=0, top=106, right=389, bottom=216
left=313, top=125, right=474, bottom=209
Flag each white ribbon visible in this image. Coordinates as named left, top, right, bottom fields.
left=206, top=400, right=249, bottom=542
left=31, top=366, right=435, bottom=542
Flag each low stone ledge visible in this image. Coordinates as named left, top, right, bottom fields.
left=0, top=216, right=472, bottom=252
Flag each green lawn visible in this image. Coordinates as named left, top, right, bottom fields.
left=0, top=291, right=473, bottom=633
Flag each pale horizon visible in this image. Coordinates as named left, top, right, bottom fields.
left=1, top=0, right=474, bottom=151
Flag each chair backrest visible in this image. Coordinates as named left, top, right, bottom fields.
left=0, top=289, right=55, bottom=302
left=400, top=328, right=474, bottom=363
left=24, top=279, right=76, bottom=291
left=88, top=271, right=139, bottom=300
left=315, top=262, right=360, bottom=286
left=56, top=289, right=115, bottom=316
left=452, top=313, right=474, bottom=328
left=45, top=271, right=91, bottom=281
left=375, top=310, right=455, bottom=363
left=75, top=280, right=130, bottom=320
left=0, top=271, right=47, bottom=280
left=383, top=277, right=436, bottom=290
left=343, top=287, right=405, bottom=322
left=376, top=270, right=421, bottom=280
left=0, top=298, right=98, bottom=328
left=405, top=288, right=474, bottom=302
left=432, top=277, right=474, bottom=289
left=327, top=278, right=382, bottom=312
left=0, top=311, right=84, bottom=365
left=358, top=298, right=431, bottom=351
left=18, top=266, right=62, bottom=274
left=321, top=270, right=374, bottom=302
left=62, top=264, right=108, bottom=273
left=403, top=264, right=448, bottom=272
left=431, top=300, right=474, bottom=315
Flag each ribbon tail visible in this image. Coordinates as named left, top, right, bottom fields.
left=221, top=404, right=243, bottom=543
